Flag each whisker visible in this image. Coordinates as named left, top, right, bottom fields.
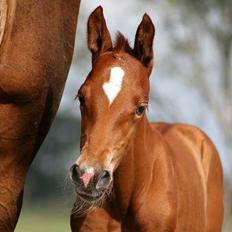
left=71, top=183, right=114, bottom=217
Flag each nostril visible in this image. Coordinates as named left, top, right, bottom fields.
left=96, top=170, right=111, bottom=190
left=70, top=164, right=81, bottom=182
left=101, top=170, right=110, bottom=179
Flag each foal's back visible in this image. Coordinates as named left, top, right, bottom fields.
left=153, top=122, right=224, bottom=231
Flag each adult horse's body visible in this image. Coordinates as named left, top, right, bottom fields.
left=0, top=1, right=80, bottom=231
left=70, top=7, right=224, bottom=232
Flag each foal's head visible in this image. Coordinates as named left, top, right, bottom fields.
left=71, top=6, right=155, bottom=203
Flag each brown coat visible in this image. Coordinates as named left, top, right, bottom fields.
left=0, top=1, right=80, bottom=231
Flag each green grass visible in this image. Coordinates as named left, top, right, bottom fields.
left=15, top=202, right=71, bottom=232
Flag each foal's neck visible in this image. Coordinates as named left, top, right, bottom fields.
left=113, top=116, right=156, bottom=216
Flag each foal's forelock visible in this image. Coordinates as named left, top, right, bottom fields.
left=113, top=33, right=133, bottom=54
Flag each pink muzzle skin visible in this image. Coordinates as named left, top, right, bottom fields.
left=80, top=172, right=94, bottom=188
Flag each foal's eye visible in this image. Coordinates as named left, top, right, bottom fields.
left=78, top=95, right=85, bottom=106
left=135, top=105, right=146, bottom=116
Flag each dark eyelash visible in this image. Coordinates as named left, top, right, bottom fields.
left=75, top=93, right=85, bottom=105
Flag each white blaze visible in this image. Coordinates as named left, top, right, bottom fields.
left=103, top=67, right=125, bottom=105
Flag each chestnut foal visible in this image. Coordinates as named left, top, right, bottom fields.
left=70, top=6, right=224, bottom=232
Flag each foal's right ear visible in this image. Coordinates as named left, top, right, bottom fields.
left=87, top=6, right=112, bottom=64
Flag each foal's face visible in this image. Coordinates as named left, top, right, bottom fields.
left=74, top=53, right=149, bottom=198
left=70, top=6, right=154, bottom=202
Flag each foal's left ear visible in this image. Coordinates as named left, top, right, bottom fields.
left=133, top=14, right=155, bottom=69
left=87, top=6, right=112, bottom=64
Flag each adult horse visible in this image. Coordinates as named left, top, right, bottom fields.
left=70, top=6, right=224, bottom=232
left=0, top=0, right=80, bottom=231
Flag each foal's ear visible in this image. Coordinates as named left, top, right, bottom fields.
left=87, top=6, right=112, bottom=64
left=133, top=14, right=155, bottom=68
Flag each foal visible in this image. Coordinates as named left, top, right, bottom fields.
left=70, top=6, right=224, bottom=232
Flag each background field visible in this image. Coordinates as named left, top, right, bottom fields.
left=16, top=203, right=69, bottom=232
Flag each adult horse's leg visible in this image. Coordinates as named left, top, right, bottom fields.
left=0, top=1, right=80, bottom=231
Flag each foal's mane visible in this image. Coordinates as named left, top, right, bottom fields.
left=113, top=32, right=133, bottom=55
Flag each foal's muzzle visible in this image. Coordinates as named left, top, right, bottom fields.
left=70, top=164, right=112, bottom=201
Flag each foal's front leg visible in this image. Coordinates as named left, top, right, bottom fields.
left=71, top=207, right=121, bottom=232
